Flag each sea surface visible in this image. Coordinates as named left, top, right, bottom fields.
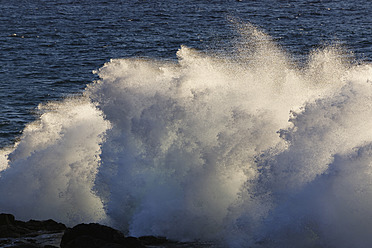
left=1, top=0, right=372, bottom=247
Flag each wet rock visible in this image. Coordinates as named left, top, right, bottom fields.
left=18, top=219, right=66, bottom=232
left=0, top=213, right=16, bottom=225
left=1, top=214, right=179, bottom=248
left=60, top=223, right=145, bottom=248
left=122, top=237, right=145, bottom=248
left=138, top=236, right=169, bottom=245
left=0, top=215, right=30, bottom=238
left=0, top=213, right=66, bottom=239
left=7, top=243, right=39, bottom=248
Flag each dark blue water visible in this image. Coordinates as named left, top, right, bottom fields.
left=0, top=0, right=371, bottom=147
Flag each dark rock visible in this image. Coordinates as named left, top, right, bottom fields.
left=18, top=219, right=66, bottom=232
left=0, top=224, right=29, bottom=238
left=62, top=234, right=106, bottom=248
left=138, top=235, right=168, bottom=245
left=0, top=213, right=66, bottom=239
left=0, top=239, right=12, bottom=245
left=60, top=223, right=125, bottom=247
left=123, top=237, right=145, bottom=248
left=100, top=244, right=129, bottom=248
left=25, top=238, right=37, bottom=243
left=0, top=213, right=16, bottom=225
left=1, top=214, right=153, bottom=248
left=60, top=223, right=145, bottom=248
left=7, top=241, right=40, bottom=248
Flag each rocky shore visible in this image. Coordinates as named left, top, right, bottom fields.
left=0, top=214, right=218, bottom=248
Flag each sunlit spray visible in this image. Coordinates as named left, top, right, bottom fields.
left=1, top=22, right=372, bottom=247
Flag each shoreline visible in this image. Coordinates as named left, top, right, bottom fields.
left=0, top=213, right=221, bottom=248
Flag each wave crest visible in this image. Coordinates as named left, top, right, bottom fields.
left=1, top=23, right=372, bottom=247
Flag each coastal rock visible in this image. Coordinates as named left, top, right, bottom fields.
left=0, top=213, right=66, bottom=238
left=0, top=213, right=16, bottom=225
left=0, top=214, right=32, bottom=238
left=60, top=223, right=145, bottom=248
left=0, top=214, right=175, bottom=248
left=5, top=242, right=40, bottom=248
left=18, top=219, right=66, bottom=232
left=138, top=236, right=169, bottom=245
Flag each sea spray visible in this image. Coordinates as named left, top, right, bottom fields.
left=1, top=23, right=372, bottom=247
left=225, top=67, right=372, bottom=247
left=0, top=97, right=110, bottom=225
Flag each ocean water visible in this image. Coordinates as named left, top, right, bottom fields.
left=1, top=0, right=372, bottom=247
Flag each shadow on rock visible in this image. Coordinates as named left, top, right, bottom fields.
left=60, top=223, right=145, bottom=248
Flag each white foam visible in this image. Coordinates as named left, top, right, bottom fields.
left=0, top=97, right=110, bottom=225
